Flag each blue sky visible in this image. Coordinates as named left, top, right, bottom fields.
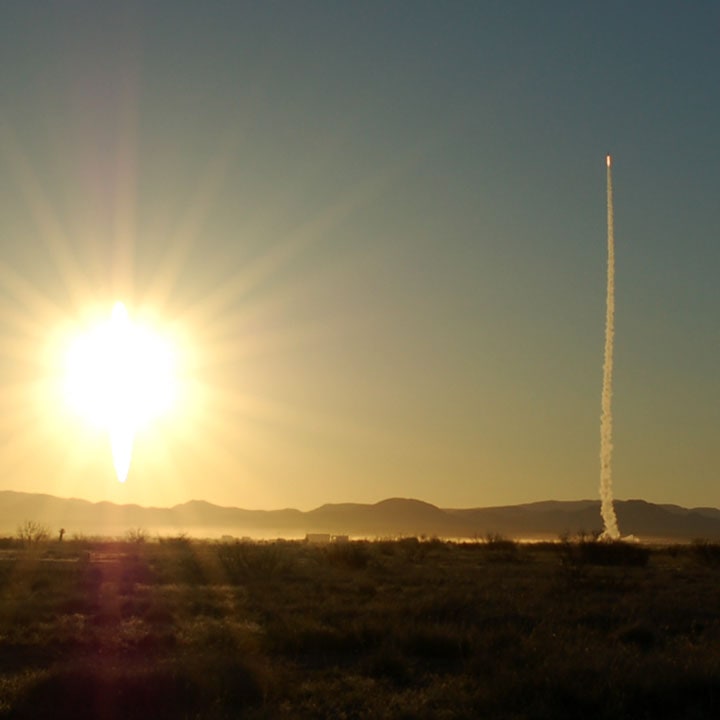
left=0, top=2, right=718, bottom=510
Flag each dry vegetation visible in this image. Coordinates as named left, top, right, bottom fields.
left=0, top=534, right=719, bottom=719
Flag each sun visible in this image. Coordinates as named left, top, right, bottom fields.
left=63, top=301, right=178, bottom=482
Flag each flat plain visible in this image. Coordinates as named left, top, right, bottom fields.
left=0, top=535, right=718, bottom=719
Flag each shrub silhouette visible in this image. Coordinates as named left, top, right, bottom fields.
left=691, top=539, right=720, bottom=566
left=16, top=520, right=50, bottom=546
left=326, top=541, right=371, bottom=569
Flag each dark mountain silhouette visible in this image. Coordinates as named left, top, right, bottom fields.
left=306, top=498, right=449, bottom=535
left=1, top=491, right=719, bottom=541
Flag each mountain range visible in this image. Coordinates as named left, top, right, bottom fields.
left=2, top=491, right=720, bottom=542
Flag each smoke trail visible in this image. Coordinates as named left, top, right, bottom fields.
left=600, top=154, right=620, bottom=539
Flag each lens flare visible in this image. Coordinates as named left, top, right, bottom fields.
left=110, top=422, right=134, bottom=484
left=64, top=302, right=177, bottom=482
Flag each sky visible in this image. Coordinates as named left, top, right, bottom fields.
left=0, top=1, right=718, bottom=512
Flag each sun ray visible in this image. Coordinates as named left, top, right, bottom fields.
left=1, top=130, right=93, bottom=312
left=0, top=83, right=421, bottom=509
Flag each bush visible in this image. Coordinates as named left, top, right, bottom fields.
left=483, top=533, right=520, bottom=562
left=691, top=539, right=720, bottom=566
left=326, top=541, right=372, bottom=570
left=559, top=534, right=650, bottom=568
left=216, top=541, right=288, bottom=582
left=16, top=521, right=50, bottom=546
left=124, top=528, right=148, bottom=544
left=578, top=539, right=650, bottom=567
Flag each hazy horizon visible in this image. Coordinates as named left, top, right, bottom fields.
left=2, top=487, right=718, bottom=516
left=1, top=3, right=719, bottom=512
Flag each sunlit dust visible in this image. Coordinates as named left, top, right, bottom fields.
left=63, top=302, right=178, bottom=482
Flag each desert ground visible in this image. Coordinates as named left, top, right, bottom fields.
left=0, top=533, right=719, bottom=719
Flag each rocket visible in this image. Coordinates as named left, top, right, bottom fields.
left=606, top=154, right=612, bottom=168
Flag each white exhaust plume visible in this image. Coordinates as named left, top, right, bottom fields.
left=600, top=154, right=620, bottom=539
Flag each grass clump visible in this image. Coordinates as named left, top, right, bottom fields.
left=11, top=654, right=267, bottom=720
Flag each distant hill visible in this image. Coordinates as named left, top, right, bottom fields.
left=1, top=490, right=719, bottom=541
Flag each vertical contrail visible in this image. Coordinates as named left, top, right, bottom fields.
left=600, top=154, right=620, bottom=539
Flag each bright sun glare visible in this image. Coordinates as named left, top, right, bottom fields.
left=64, top=302, right=178, bottom=482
